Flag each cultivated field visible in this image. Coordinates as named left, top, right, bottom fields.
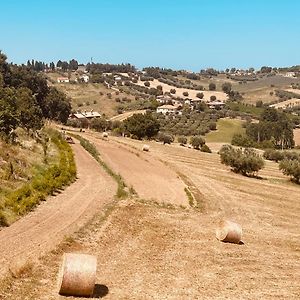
left=3, top=132, right=299, bottom=299
left=136, top=79, right=228, bottom=102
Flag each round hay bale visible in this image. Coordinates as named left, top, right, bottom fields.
left=58, top=253, right=97, bottom=297
left=216, top=220, right=242, bottom=244
left=102, top=132, right=108, bottom=138
left=142, top=144, right=150, bottom=152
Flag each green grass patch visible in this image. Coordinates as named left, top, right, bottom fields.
left=205, top=118, right=245, bottom=143
left=226, top=101, right=264, bottom=116
left=184, top=187, right=194, bottom=207
left=1, top=129, right=76, bottom=226
left=70, top=134, right=130, bottom=199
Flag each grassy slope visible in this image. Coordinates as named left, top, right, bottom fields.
left=47, top=72, right=136, bottom=118
left=205, top=118, right=245, bottom=143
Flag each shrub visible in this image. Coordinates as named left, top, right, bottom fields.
left=170, top=89, right=176, bottom=94
left=210, top=95, right=216, bottom=101
left=196, top=92, right=204, bottom=99
left=232, top=133, right=255, bottom=147
left=208, top=122, right=217, bottom=130
left=263, top=149, right=300, bottom=162
left=209, top=82, right=216, bottom=91
left=183, top=91, right=189, bottom=97
left=190, top=136, right=205, bottom=149
left=158, top=133, right=173, bottom=144
left=220, top=145, right=265, bottom=176
left=263, top=149, right=285, bottom=162
left=144, top=81, right=150, bottom=87
left=201, top=144, right=212, bottom=153
left=177, top=136, right=187, bottom=145
left=279, top=159, right=300, bottom=183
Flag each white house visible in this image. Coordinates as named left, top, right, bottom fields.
left=69, top=110, right=101, bottom=120
left=57, top=77, right=69, bottom=83
left=156, top=104, right=179, bottom=115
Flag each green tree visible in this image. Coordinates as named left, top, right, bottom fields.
left=279, top=159, right=300, bottom=183
left=220, top=145, right=264, bottom=176
left=16, top=88, right=43, bottom=132
left=222, top=82, right=232, bottom=94
left=177, top=136, right=187, bottom=145
left=44, top=87, right=71, bottom=123
left=190, top=136, right=205, bottom=149
left=196, top=92, right=204, bottom=99
left=209, top=82, right=216, bottom=91
left=124, top=112, right=160, bottom=139
left=0, top=87, right=19, bottom=136
left=69, top=59, right=78, bottom=71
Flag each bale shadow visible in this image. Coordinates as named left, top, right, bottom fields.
left=92, top=284, right=109, bottom=298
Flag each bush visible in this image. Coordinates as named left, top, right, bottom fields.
left=158, top=133, right=173, bottom=144
left=210, top=95, right=216, bottom=101
left=263, top=149, right=284, bottom=162
left=190, top=136, right=205, bottom=149
left=232, top=133, right=255, bottom=147
left=144, top=81, right=150, bottom=87
left=183, top=91, right=189, bottom=97
left=208, top=122, right=217, bottom=130
left=279, top=159, right=300, bottom=183
left=170, top=89, right=176, bottom=94
left=177, top=136, right=187, bottom=145
left=263, top=149, right=300, bottom=162
left=196, top=92, right=204, bottom=99
left=201, top=144, right=212, bottom=153
left=209, top=82, right=216, bottom=91
left=220, top=145, right=264, bottom=176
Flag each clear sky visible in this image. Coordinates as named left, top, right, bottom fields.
left=1, top=0, right=299, bottom=71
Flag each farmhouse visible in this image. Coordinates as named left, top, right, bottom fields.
left=156, top=95, right=173, bottom=104
left=156, top=104, right=179, bottom=115
left=69, top=110, right=101, bottom=120
left=207, top=100, right=225, bottom=109
left=57, top=77, right=70, bottom=83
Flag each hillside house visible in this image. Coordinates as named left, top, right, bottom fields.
left=156, top=104, right=179, bottom=115
left=156, top=95, right=173, bottom=104
left=208, top=101, right=225, bottom=109
left=69, top=110, right=101, bottom=120
left=57, top=77, right=70, bottom=83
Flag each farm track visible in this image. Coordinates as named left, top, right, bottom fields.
left=83, top=133, right=188, bottom=206
left=0, top=141, right=116, bottom=278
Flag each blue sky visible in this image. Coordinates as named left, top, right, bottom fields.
left=1, top=0, right=299, bottom=71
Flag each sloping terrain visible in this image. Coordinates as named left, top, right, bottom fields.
left=1, top=135, right=299, bottom=299
left=0, top=141, right=116, bottom=278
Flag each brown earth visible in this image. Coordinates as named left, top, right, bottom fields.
left=1, top=135, right=300, bottom=299
left=0, top=141, right=116, bottom=278
left=84, top=133, right=188, bottom=206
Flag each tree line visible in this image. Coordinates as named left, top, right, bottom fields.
left=0, top=51, right=71, bottom=140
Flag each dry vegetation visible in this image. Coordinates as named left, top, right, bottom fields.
left=136, top=78, right=228, bottom=102
left=47, top=72, right=137, bottom=117
left=2, top=132, right=299, bottom=299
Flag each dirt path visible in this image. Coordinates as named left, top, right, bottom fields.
left=0, top=141, right=116, bottom=277
left=85, top=134, right=188, bottom=206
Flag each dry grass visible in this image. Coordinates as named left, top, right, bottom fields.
left=136, top=79, right=228, bottom=102
left=1, top=134, right=300, bottom=299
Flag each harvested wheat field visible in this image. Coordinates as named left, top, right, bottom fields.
left=1, top=134, right=299, bottom=299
